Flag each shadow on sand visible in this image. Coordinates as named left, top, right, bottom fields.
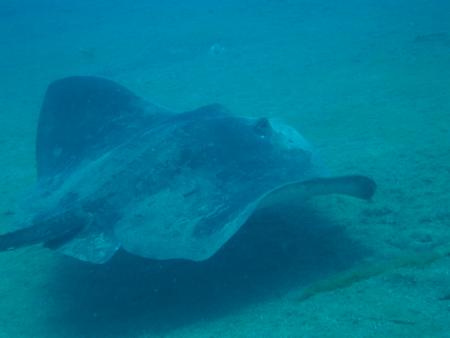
left=48, top=202, right=368, bottom=336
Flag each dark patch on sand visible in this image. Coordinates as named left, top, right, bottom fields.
left=46, top=203, right=368, bottom=336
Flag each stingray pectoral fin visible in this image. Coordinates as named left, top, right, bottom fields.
left=264, top=175, right=376, bottom=205
left=304, top=175, right=376, bottom=200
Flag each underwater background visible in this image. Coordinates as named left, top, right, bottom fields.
left=0, top=0, right=450, bottom=337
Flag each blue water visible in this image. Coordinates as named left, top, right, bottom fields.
left=0, top=0, right=449, bottom=337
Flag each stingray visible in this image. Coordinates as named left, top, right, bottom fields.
left=0, top=76, right=376, bottom=263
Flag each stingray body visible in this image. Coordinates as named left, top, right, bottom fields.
left=0, top=76, right=376, bottom=263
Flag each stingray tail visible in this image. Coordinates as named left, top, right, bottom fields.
left=0, top=216, right=84, bottom=252
left=0, top=226, right=47, bottom=251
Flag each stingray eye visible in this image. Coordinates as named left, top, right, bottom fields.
left=253, top=118, right=272, bottom=138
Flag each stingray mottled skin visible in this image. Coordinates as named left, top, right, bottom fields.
left=0, top=76, right=376, bottom=263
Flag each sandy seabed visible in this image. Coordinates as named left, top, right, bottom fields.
left=0, top=1, right=449, bottom=337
